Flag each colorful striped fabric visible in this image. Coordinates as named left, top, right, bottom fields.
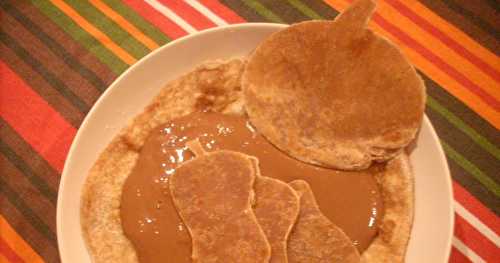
left=0, top=0, right=498, bottom=262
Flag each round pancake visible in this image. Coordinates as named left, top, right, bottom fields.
left=242, top=0, right=426, bottom=170
left=81, top=59, right=414, bottom=263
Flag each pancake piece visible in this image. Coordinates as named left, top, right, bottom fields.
left=288, top=180, right=360, bottom=263
left=254, top=173, right=300, bottom=263
left=169, top=150, right=271, bottom=262
left=361, top=154, right=414, bottom=262
left=188, top=139, right=301, bottom=263
left=242, top=0, right=426, bottom=170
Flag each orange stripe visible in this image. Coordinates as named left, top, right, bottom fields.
left=0, top=216, right=44, bottom=263
left=376, top=0, right=500, bottom=100
left=89, top=0, right=159, bottom=50
left=328, top=0, right=349, bottom=10
left=402, top=0, right=499, bottom=73
left=324, top=0, right=500, bottom=129
left=50, top=0, right=136, bottom=65
left=381, top=31, right=500, bottom=129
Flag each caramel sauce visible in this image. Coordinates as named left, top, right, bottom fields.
left=121, top=112, right=383, bottom=262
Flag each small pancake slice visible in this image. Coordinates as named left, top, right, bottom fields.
left=242, top=0, right=426, bottom=170
left=169, top=150, right=271, bottom=263
left=288, top=180, right=360, bottom=263
left=254, top=175, right=300, bottom=263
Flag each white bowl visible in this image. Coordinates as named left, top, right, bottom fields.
left=57, top=23, right=454, bottom=263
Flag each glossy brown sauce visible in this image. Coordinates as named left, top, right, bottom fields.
left=121, top=112, right=383, bottom=262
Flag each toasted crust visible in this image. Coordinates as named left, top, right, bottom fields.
left=242, top=0, right=426, bottom=170
left=122, top=59, right=246, bottom=150
left=80, top=137, right=139, bottom=262
left=362, top=153, right=414, bottom=262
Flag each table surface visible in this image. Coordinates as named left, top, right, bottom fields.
left=1, top=0, right=498, bottom=262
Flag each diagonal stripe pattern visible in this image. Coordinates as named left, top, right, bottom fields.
left=0, top=0, right=498, bottom=262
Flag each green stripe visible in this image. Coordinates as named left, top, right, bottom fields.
left=30, top=0, right=128, bottom=74
left=65, top=0, right=149, bottom=59
left=426, top=77, right=499, bottom=150
left=1, top=1, right=109, bottom=92
left=287, top=0, right=323, bottom=19
left=286, top=0, right=500, bottom=163
left=238, top=0, right=500, bottom=206
left=278, top=0, right=500, bottom=179
left=0, top=31, right=90, bottom=112
left=428, top=96, right=500, bottom=160
left=442, top=141, right=500, bottom=197
left=103, top=0, right=171, bottom=45
left=241, top=0, right=285, bottom=23
left=0, top=140, right=57, bottom=204
left=263, top=0, right=499, bottom=149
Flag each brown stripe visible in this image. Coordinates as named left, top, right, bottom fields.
left=14, top=0, right=116, bottom=88
left=0, top=30, right=90, bottom=113
left=444, top=0, right=499, bottom=32
left=0, top=178, right=56, bottom=243
left=484, top=0, right=500, bottom=11
left=220, top=0, right=267, bottom=22
left=449, top=159, right=500, bottom=216
left=426, top=108, right=500, bottom=182
left=0, top=43, right=83, bottom=128
left=306, top=0, right=339, bottom=19
left=1, top=11, right=100, bottom=108
left=259, top=0, right=309, bottom=23
left=0, top=196, right=59, bottom=263
left=0, top=119, right=60, bottom=194
left=0, top=154, right=57, bottom=233
left=418, top=0, right=500, bottom=55
left=424, top=74, right=500, bottom=147
left=1, top=0, right=111, bottom=94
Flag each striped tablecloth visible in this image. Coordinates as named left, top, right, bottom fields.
left=0, top=0, right=498, bottom=262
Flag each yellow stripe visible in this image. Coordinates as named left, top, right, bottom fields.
left=0, top=215, right=45, bottom=263
left=324, top=0, right=500, bottom=129
left=50, top=0, right=137, bottom=65
left=89, top=0, right=159, bottom=50
left=377, top=0, right=500, bottom=100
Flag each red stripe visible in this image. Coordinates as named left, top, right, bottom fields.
left=0, top=237, right=24, bottom=263
left=384, top=0, right=500, bottom=83
left=454, top=214, right=498, bottom=262
left=371, top=14, right=500, bottom=111
left=453, top=181, right=500, bottom=235
left=158, top=0, right=216, bottom=29
left=449, top=247, right=472, bottom=263
left=198, top=0, right=246, bottom=24
left=0, top=61, right=75, bottom=173
left=123, top=0, right=187, bottom=39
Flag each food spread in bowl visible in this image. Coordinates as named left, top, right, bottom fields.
left=80, top=0, right=425, bottom=262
